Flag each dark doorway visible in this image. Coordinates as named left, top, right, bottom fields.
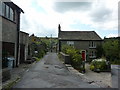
left=19, top=44, right=25, bottom=64
left=2, top=42, right=15, bottom=68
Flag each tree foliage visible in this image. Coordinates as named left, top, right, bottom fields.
left=61, top=44, right=82, bottom=66
left=103, top=39, right=119, bottom=61
left=96, top=44, right=104, bottom=58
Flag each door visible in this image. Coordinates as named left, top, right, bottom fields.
left=82, top=51, right=86, bottom=61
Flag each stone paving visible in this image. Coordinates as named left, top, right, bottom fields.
left=66, top=63, right=112, bottom=88
left=2, top=62, right=36, bottom=89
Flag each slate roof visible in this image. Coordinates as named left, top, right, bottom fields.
left=58, top=31, right=102, bottom=40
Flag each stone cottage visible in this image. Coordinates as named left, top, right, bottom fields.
left=58, top=24, right=103, bottom=61
left=0, top=1, right=24, bottom=68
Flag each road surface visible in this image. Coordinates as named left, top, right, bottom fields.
left=13, top=52, right=99, bottom=88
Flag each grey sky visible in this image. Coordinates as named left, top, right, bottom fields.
left=54, top=2, right=92, bottom=13
left=11, top=0, right=118, bottom=38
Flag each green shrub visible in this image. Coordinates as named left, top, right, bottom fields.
left=111, top=60, right=120, bottom=65
left=61, top=45, right=74, bottom=54
left=90, top=65, right=95, bottom=71
left=34, top=57, right=40, bottom=62
left=61, top=44, right=83, bottom=71
left=72, top=53, right=82, bottom=66
left=66, top=47, right=76, bottom=60
left=38, top=50, right=45, bottom=58
left=90, top=59, right=110, bottom=71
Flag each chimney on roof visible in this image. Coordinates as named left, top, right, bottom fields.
left=58, top=24, right=61, bottom=33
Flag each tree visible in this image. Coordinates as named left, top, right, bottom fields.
left=103, top=39, right=119, bottom=61
left=96, top=44, right=104, bottom=58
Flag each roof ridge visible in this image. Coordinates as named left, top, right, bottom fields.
left=60, top=31, right=94, bottom=32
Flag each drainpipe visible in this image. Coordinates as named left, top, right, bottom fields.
left=16, top=11, right=20, bottom=67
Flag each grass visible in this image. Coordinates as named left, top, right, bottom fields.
left=35, top=57, right=41, bottom=62
left=2, top=77, right=20, bottom=89
left=110, top=60, right=120, bottom=65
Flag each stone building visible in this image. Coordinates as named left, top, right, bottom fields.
left=18, top=31, right=29, bottom=65
left=58, top=24, right=103, bottom=61
left=0, top=1, right=24, bottom=68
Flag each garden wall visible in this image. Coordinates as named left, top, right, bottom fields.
left=60, top=52, right=71, bottom=64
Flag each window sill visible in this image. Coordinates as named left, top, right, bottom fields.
left=89, top=47, right=96, bottom=49
left=1, top=15, right=16, bottom=24
left=89, top=56, right=96, bottom=58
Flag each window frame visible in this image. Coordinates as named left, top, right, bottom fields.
left=67, top=41, right=74, bottom=46
left=1, top=2, right=15, bottom=22
left=2, top=2, right=6, bottom=16
left=89, top=41, right=96, bottom=48
left=6, top=5, right=9, bottom=18
left=10, top=8, right=14, bottom=21
left=89, top=50, right=96, bottom=58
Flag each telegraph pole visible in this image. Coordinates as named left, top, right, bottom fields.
left=50, top=34, right=52, bottom=52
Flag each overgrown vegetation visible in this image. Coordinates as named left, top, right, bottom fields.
left=90, top=59, right=111, bottom=72
left=61, top=45, right=84, bottom=72
left=96, top=37, right=120, bottom=65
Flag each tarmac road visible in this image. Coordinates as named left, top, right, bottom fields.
left=13, top=52, right=99, bottom=88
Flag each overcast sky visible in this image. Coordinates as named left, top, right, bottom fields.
left=11, top=0, right=119, bottom=38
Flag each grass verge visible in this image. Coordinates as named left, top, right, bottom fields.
left=2, top=77, right=20, bottom=89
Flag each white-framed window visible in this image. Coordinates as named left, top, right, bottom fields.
left=89, top=51, right=96, bottom=58
left=89, top=41, right=96, bottom=48
left=67, top=41, right=74, bottom=46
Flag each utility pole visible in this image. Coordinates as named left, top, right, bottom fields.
left=50, top=34, right=52, bottom=52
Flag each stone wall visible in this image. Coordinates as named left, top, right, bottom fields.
left=2, top=18, right=17, bottom=43
left=18, top=31, right=29, bottom=64
left=1, top=8, right=19, bottom=67
left=60, top=52, right=70, bottom=64
left=60, top=40, right=102, bottom=61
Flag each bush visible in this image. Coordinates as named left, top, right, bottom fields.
left=103, top=39, right=119, bottom=62
left=90, top=59, right=111, bottom=72
left=61, top=44, right=83, bottom=71
left=111, top=60, right=120, bottom=65
left=72, top=53, right=82, bottom=66
left=90, top=65, right=95, bottom=71
left=62, top=45, right=74, bottom=54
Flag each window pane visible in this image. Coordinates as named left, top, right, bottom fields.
left=0, top=1, right=2, bottom=15
left=67, top=41, right=74, bottom=45
left=2, top=2, right=5, bottom=16
left=10, top=8, right=13, bottom=21
left=6, top=5, right=9, bottom=18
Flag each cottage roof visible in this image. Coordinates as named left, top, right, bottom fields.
left=59, top=31, right=102, bottom=40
